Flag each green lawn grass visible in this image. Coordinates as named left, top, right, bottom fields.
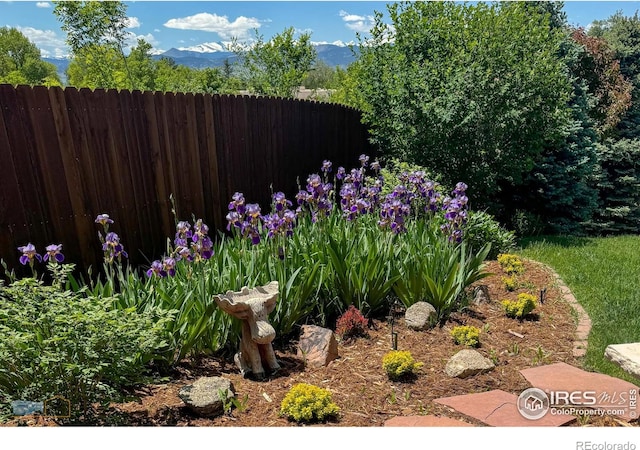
left=519, top=235, right=640, bottom=385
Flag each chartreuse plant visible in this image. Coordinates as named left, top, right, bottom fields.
left=502, top=275, right=518, bottom=292
left=502, top=293, right=537, bottom=319
left=382, top=350, right=424, bottom=380
left=280, top=383, right=340, bottom=423
left=0, top=264, right=171, bottom=421
left=497, top=253, right=525, bottom=275
left=450, top=325, right=481, bottom=347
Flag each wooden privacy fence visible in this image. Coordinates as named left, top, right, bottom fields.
left=0, top=84, right=373, bottom=275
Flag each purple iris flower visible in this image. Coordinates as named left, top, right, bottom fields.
left=94, top=214, right=114, bottom=226
left=103, top=232, right=128, bottom=262
left=43, top=244, right=64, bottom=263
left=336, top=166, right=346, bottom=180
left=273, top=192, right=292, bottom=212
left=147, top=260, right=166, bottom=277
left=246, top=203, right=261, bottom=218
left=228, top=192, right=246, bottom=215
left=18, top=243, right=42, bottom=265
left=162, top=256, right=177, bottom=276
left=321, top=160, right=332, bottom=174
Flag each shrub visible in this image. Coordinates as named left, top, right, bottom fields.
left=382, top=350, right=424, bottom=380
left=335, top=305, right=369, bottom=341
left=464, top=211, right=516, bottom=260
left=510, top=210, right=545, bottom=238
left=497, top=253, right=525, bottom=275
left=502, top=276, right=518, bottom=292
left=502, top=293, right=537, bottom=319
left=450, top=325, right=480, bottom=347
left=0, top=266, right=171, bottom=421
left=280, top=383, right=340, bottom=423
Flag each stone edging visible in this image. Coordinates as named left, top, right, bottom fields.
left=524, top=259, right=591, bottom=358
left=539, top=262, right=591, bottom=358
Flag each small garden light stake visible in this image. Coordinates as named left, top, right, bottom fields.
left=388, top=299, right=404, bottom=350
left=540, top=288, right=546, bottom=304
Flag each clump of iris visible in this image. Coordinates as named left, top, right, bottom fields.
left=440, top=182, right=469, bottom=243
left=95, top=213, right=128, bottom=264
left=296, top=173, right=333, bottom=223
left=147, top=218, right=213, bottom=277
left=226, top=192, right=262, bottom=245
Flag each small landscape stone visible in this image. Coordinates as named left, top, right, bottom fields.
left=404, top=301, right=437, bottom=330
left=605, top=343, right=640, bottom=379
left=473, top=285, right=490, bottom=305
left=297, top=325, right=339, bottom=368
left=445, top=349, right=495, bottom=378
left=178, top=376, right=235, bottom=417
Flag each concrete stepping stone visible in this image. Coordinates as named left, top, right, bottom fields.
left=434, top=390, right=575, bottom=426
left=605, top=343, right=640, bottom=380
left=520, top=362, right=639, bottom=422
left=384, top=415, right=474, bottom=427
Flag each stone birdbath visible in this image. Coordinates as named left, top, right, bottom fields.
left=213, top=281, right=281, bottom=380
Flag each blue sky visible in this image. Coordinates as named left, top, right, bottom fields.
left=1, top=1, right=640, bottom=58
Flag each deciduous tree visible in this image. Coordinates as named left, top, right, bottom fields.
left=350, top=2, right=573, bottom=210
left=233, top=27, right=316, bottom=98
left=0, top=27, right=60, bottom=86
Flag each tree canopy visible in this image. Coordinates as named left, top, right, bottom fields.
left=345, top=1, right=573, bottom=209
left=233, top=27, right=316, bottom=98
left=0, top=27, right=61, bottom=86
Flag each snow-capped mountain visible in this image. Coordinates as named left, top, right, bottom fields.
left=43, top=43, right=359, bottom=78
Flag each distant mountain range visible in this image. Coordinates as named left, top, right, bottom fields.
left=43, top=43, right=360, bottom=79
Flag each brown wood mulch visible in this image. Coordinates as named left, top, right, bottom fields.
left=7, top=259, right=633, bottom=427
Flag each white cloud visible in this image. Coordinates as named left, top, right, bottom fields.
left=16, top=26, right=68, bottom=54
left=13, top=26, right=75, bottom=58
left=124, top=17, right=141, bottom=29
left=36, top=2, right=50, bottom=8
left=163, top=13, right=261, bottom=39
left=124, top=31, right=159, bottom=51
left=339, top=10, right=375, bottom=33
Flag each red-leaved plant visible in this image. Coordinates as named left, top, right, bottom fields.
left=336, top=305, right=369, bottom=341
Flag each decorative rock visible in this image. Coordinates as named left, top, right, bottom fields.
left=445, top=349, right=495, bottom=378
left=297, top=325, right=339, bottom=368
left=472, top=285, right=490, bottom=305
left=605, top=343, right=640, bottom=380
left=179, top=377, right=235, bottom=417
left=404, top=301, right=437, bottom=330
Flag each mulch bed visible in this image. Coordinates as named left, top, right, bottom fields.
left=6, top=259, right=631, bottom=427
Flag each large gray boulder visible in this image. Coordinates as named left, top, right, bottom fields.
left=179, top=376, right=235, bottom=417
left=405, top=302, right=437, bottom=330
left=445, top=350, right=495, bottom=378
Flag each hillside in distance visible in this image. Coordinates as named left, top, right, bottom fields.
left=44, top=43, right=360, bottom=79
